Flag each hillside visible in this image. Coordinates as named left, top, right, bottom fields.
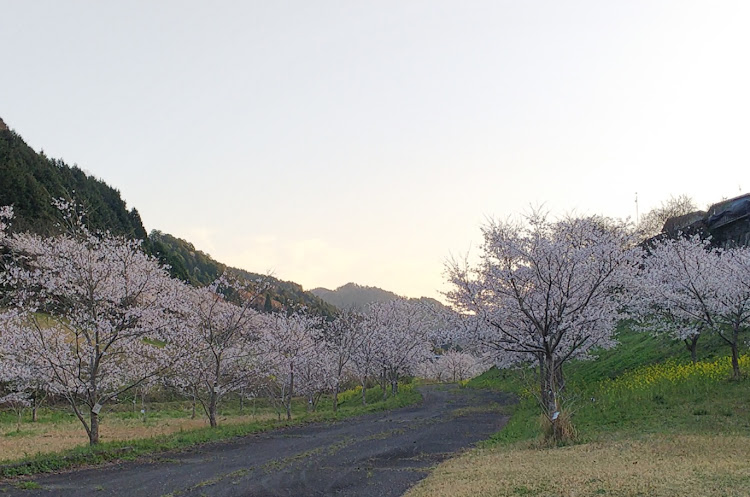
left=0, top=119, right=335, bottom=317
left=0, top=120, right=147, bottom=238
left=150, top=231, right=337, bottom=317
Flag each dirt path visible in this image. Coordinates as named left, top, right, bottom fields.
left=1, top=385, right=512, bottom=497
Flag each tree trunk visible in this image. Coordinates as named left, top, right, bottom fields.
left=209, top=387, right=218, bottom=428
left=541, top=355, right=564, bottom=443
left=286, top=362, right=294, bottom=421
left=284, top=399, right=292, bottom=420
left=684, top=336, right=699, bottom=364
left=332, top=384, right=339, bottom=413
left=191, top=387, right=197, bottom=419
left=89, top=410, right=100, bottom=445
left=731, top=329, right=741, bottom=380
left=555, top=362, right=565, bottom=395
left=361, top=379, right=367, bottom=406
left=381, top=367, right=388, bottom=401
left=208, top=402, right=217, bottom=428
left=31, top=395, right=38, bottom=423
left=542, top=356, right=558, bottom=413
left=537, top=353, right=546, bottom=397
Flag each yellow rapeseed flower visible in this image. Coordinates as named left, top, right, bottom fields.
left=599, top=354, right=747, bottom=397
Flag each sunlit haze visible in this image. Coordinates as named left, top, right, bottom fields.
left=2, top=1, right=749, bottom=300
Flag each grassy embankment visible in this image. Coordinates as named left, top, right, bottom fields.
left=407, top=325, right=750, bottom=497
left=0, top=383, right=420, bottom=478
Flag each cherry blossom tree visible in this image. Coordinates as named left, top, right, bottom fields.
left=0, top=209, right=41, bottom=425
left=347, top=299, right=443, bottom=404
left=0, top=342, right=53, bottom=423
left=421, top=350, right=486, bottom=383
left=1, top=201, right=187, bottom=445
left=323, top=309, right=364, bottom=412
left=349, top=315, right=381, bottom=406
left=716, top=246, right=750, bottom=378
left=416, top=359, right=443, bottom=382
left=446, top=214, right=638, bottom=439
left=258, top=312, right=324, bottom=420
left=0, top=312, right=53, bottom=425
left=633, top=235, right=718, bottom=363
left=635, top=236, right=750, bottom=378
left=368, top=299, right=435, bottom=397
left=295, top=337, right=336, bottom=412
left=169, top=276, right=267, bottom=428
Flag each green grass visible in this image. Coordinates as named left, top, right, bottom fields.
left=0, top=384, right=421, bottom=478
left=0, top=408, right=73, bottom=425
left=13, top=480, right=42, bottom=490
left=0, top=379, right=420, bottom=428
left=3, top=429, right=35, bottom=438
left=469, top=323, right=750, bottom=446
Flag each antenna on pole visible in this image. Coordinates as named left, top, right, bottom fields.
left=635, top=192, right=639, bottom=225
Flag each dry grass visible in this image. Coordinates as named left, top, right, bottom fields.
left=539, top=410, right=577, bottom=445
left=0, top=413, right=277, bottom=461
left=405, top=434, right=750, bottom=497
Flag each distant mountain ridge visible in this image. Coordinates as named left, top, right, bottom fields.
left=309, top=283, right=404, bottom=310
left=311, top=283, right=449, bottom=317
left=311, top=282, right=400, bottom=310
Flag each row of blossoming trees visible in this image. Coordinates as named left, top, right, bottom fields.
left=5, top=199, right=743, bottom=445
left=445, top=212, right=750, bottom=441
left=0, top=202, right=467, bottom=445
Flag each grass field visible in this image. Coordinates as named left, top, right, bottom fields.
left=405, top=434, right=750, bottom=497
left=406, top=326, right=750, bottom=497
left=0, top=411, right=280, bottom=462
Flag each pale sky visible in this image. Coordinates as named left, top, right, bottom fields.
left=2, top=1, right=749, bottom=300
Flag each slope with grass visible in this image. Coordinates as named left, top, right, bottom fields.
left=406, top=325, right=750, bottom=497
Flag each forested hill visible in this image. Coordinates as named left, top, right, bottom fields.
left=150, top=231, right=338, bottom=318
left=0, top=119, right=336, bottom=318
left=0, top=121, right=147, bottom=238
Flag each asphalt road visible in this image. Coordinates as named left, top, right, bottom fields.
left=1, top=385, right=513, bottom=497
